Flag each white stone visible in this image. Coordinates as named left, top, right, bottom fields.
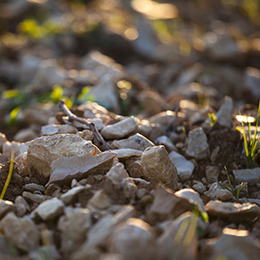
left=33, top=197, right=64, bottom=221
left=106, top=162, right=128, bottom=185
left=2, top=141, right=29, bottom=159
left=205, top=182, right=233, bottom=201
left=101, top=117, right=138, bottom=140
left=88, top=189, right=112, bottom=210
left=41, top=124, right=78, bottom=136
left=169, top=151, right=195, bottom=182
left=233, top=168, right=260, bottom=184
left=216, top=96, right=233, bottom=128
left=186, top=127, right=209, bottom=160
left=0, top=133, right=7, bottom=152
left=0, top=200, right=16, bottom=219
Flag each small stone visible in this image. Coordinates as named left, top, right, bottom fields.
left=169, top=151, right=195, bottom=182
left=101, top=117, right=138, bottom=140
left=205, top=200, right=260, bottom=223
left=210, top=146, right=220, bottom=162
left=149, top=110, right=176, bottom=125
left=41, top=124, right=78, bottom=136
left=33, top=197, right=64, bottom=221
left=205, top=182, right=233, bottom=201
left=233, top=168, right=260, bottom=185
left=244, top=67, right=260, bottom=103
left=154, top=135, right=177, bottom=152
left=216, top=96, right=233, bottom=128
left=13, top=128, right=38, bottom=142
left=192, top=181, right=206, bottom=194
left=0, top=212, right=40, bottom=252
left=45, top=183, right=61, bottom=197
left=24, top=183, right=45, bottom=193
left=2, top=141, right=29, bottom=159
left=108, top=218, right=159, bottom=260
left=61, top=186, right=86, bottom=205
left=27, top=134, right=100, bottom=180
left=88, top=189, right=112, bottom=210
left=15, top=196, right=30, bottom=217
left=111, top=133, right=154, bottom=151
left=111, top=149, right=143, bottom=159
left=141, top=145, right=178, bottom=190
left=122, top=178, right=137, bottom=201
left=0, top=200, right=16, bottom=219
left=0, top=133, right=7, bottom=152
left=186, top=127, right=209, bottom=160
left=205, top=166, right=220, bottom=182
left=23, top=191, right=52, bottom=204
left=106, top=162, right=128, bottom=185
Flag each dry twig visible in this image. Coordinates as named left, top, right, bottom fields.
left=59, top=100, right=110, bottom=150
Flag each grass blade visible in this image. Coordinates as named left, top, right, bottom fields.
left=236, top=182, right=243, bottom=199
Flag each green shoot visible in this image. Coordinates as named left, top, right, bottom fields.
left=207, top=113, right=217, bottom=128
left=0, top=151, right=15, bottom=204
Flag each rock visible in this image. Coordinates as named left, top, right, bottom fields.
left=215, top=96, right=233, bottom=128
left=141, top=145, right=178, bottom=190
left=199, top=228, right=260, bottom=260
left=61, top=186, right=86, bottom=205
left=22, top=191, right=51, bottom=204
left=111, top=133, right=154, bottom=151
left=108, top=218, right=159, bottom=260
left=0, top=212, right=40, bottom=252
left=147, top=185, right=194, bottom=224
left=106, top=162, right=129, bottom=185
left=2, top=141, right=29, bottom=159
left=205, top=200, right=260, bottom=223
left=88, top=189, right=112, bottom=210
left=180, top=99, right=200, bottom=118
left=233, top=168, right=260, bottom=185
left=58, top=207, right=92, bottom=255
left=33, top=197, right=64, bottom=221
left=111, top=149, right=143, bottom=159
left=14, top=196, right=30, bottom=217
left=192, top=181, right=206, bottom=195
left=101, top=117, right=138, bottom=140
left=169, top=151, right=195, bottom=182
left=28, top=245, right=61, bottom=260
left=24, top=183, right=45, bottom=194
left=47, top=151, right=117, bottom=186
left=0, top=133, right=7, bottom=153
left=205, top=166, right=220, bottom=182
left=122, top=178, right=137, bottom=201
left=154, top=136, right=177, bottom=152
left=186, top=127, right=209, bottom=160
left=13, top=127, right=38, bottom=142
left=41, top=124, right=78, bottom=136
left=27, top=134, right=100, bottom=180
left=210, top=146, right=220, bottom=162
left=205, top=182, right=233, bottom=201
left=148, top=110, right=176, bottom=125
left=244, top=67, right=260, bottom=103
left=0, top=200, right=16, bottom=219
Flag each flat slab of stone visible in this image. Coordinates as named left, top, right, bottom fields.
left=111, top=149, right=143, bottom=159
left=233, top=168, right=260, bottom=184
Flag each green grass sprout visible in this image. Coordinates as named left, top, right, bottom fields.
left=0, top=151, right=15, bottom=204
left=207, top=113, right=217, bottom=128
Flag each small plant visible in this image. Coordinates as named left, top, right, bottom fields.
left=239, top=102, right=260, bottom=168
left=216, top=166, right=247, bottom=200
left=207, top=113, right=217, bottom=128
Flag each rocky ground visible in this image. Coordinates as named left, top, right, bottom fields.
left=0, top=0, right=260, bottom=260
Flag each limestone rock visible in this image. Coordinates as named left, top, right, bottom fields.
left=141, top=145, right=178, bottom=190
left=27, top=134, right=100, bottom=180
left=111, top=149, right=143, bottom=159
left=186, top=127, right=209, bottom=160
left=61, top=186, right=86, bottom=205
left=47, top=151, right=117, bottom=186
left=205, top=182, right=233, bottom=201
left=106, top=162, right=129, bottom=185
left=205, top=166, right=220, bottom=182
left=33, top=197, right=64, bottom=221
left=2, top=141, right=29, bottom=159
left=0, top=200, right=16, bottom=219
left=244, top=67, right=260, bottom=103
left=149, top=110, right=176, bottom=125
left=205, top=200, right=260, bottom=223
left=111, top=133, right=154, bottom=151
left=154, top=135, right=177, bottom=152
left=41, top=124, right=78, bottom=136
left=0, top=133, right=7, bottom=152
left=24, top=183, right=45, bottom=194
left=233, top=168, right=260, bottom=185
left=14, top=196, right=30, bottom=217
left=216, top=96, right=233, bottom=128
left=0, top=212, right=40, bottom=252
left=122, top=178, right=137, bottom=201
left=169, top=151, right=195, bottom=182
left=108, top=218, right=159, bottom=260
left=88, top=189, right=112, bottom=210
left=13, top=128, right=38, bottom=142
left=101, top=117, right=138, bottom=140
left=23, top=191, right=51, bottom=204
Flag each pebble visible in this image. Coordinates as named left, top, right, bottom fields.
left=149, top=110, right=176, bottom=125
left=205, top=166, right=220, bottom=182
left=101, top=117, right=139, bottom=140
left=33, top=197, right=64, bottom=221
left=216, top=96, right=233, bottom=128
left=88, top=189, right=112, bottom=210
left=205, top=182, right=233, bottom=201
left=0, top=212, right=40, bottom=252
left=111, top=133, right=154, bottom=151
left=23, top=191, right=52, bottom=204
left=0, top=133, right=7, bottom=152
left=2, top=141, right=29, bottom=159
left=141, top=145, right=178, bottom=190
left=192, top=181, right=206, bottom=194
left=169, top=150, right=195, bottom=182
left=233, top=168, right=260, bottom=185
left=41, top=124, right=78, bottom=136
left=14, top=196, right=30, bottom=217
left=61, top=186, right=86, bottom=205
left=210, top=146, right=220, bottom=162
left=154, top=135, right=177, bottom=152
left=111, top=149, right=143, bottom=159
left=244, top=67, right=260, bottom=103
left=13, top=127, right=38, bottom=142
left=24, top=183, right=45, bottom=193
left=122, top=178, right=137, bottom=202
left=186, top=127, right=210, bottom=160
left=106, top=162, right=128, bottom=185
left=0, top=200, right=16, bottom=219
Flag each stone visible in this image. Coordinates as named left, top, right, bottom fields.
left=108, top=218, right=159, bottom=260
left=0, top=133, right=7, bottom=152
left=199, top=228, right=260, bottom=260
left=47, top=151, right=117, bottom=186
left=141, top=145, right=178, bottom=190
left=41, top=124, right=78, bottom=136
left=13, top=128, right=38, bottom=142
left=2, top=141, right=29, bottom=159
left=58, top=207, right=92, bottom=255
left=205, top=182, right=233, bottom=201
left=186, top=127, right=209, bottom=160
left=106, top=162, right=128, bottom=185
left=88, top=189, right=112, bottom=210
left=215, top=96, right=233, bottom=128
left=210, top=146, right=220, bottom=162
left=14, top=196, right=30, bottom=217
left=0, top=200, right=16, bottom=219
left=147, top=185, right=194, bottom=224
left=28, top=245, right=61, bottom=260
left=192, top=181, right=206, bottom=195
left=27, top=134, right=100, bottom=180
left=205, top=200, right=260, bottom=223
left=0, top=212, right=40, bottom=252
left=111, top=149, right=143, bottom=159
left=205, top=166, right=220, bottom=182
left=33, top=197, right=64, bottom=221
left=61, top=186, right=85, bottom=205
left=154, top=135, right=177, bottom=152
left=179, top=99, right=200, bottom=118
left=244, top=67, right=260, bottom=103
left=148, top=110, right=176, bottom=125
left=24, top=183, right=45, bottom=194
left=233, top=168, right=260, bottom=185
left=169, top=151, right=195, bottom=182
left=23, top=191, right=51, bottom=204
left=111, top=133, right=154, bottom=151
left=101, top=117, right=138, bottom=140
left=122, top=178, right=137, bottom=201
